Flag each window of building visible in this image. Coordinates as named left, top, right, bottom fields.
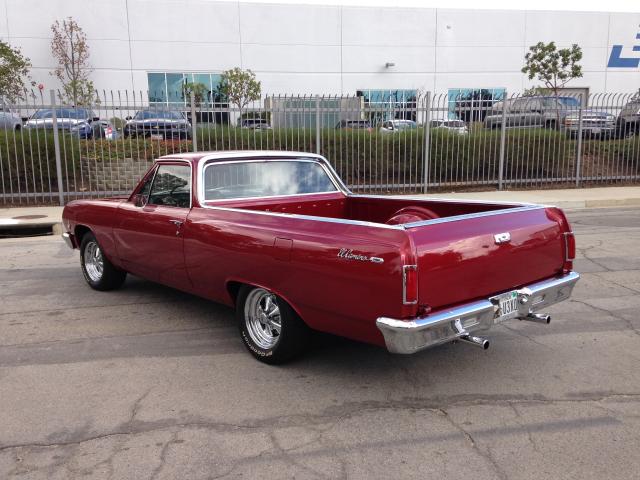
left=146, top=72, right=224, bottom=106
left=356, top=89, right=418, bottom=123
left=447, top=88, right=506, bottom=123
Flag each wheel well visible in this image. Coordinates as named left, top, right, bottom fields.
left=74, top=225, right=91, bottom=243
left=225, top=281, right=304, bottom=322
left=226, top=281, right=243, bottom=305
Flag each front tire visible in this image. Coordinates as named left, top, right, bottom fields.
left=236, top=285, right=310, bottom=364
left=80, top=232, right=126, bottom=291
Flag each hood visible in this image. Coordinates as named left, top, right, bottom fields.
left=126, top=118, right=189, bottom=126
left=25, top=118, right=84, bottom=129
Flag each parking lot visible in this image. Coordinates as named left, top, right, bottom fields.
left=1, top=206, right=639, bottom=479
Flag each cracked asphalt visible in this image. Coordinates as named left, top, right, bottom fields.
left=1, top=207, right=640, bottom=479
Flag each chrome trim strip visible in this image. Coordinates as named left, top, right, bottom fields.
left=377, top=271, right=580, bottom=354
left=202, top=204, right=406, bottom=230
left=401, top=205, right=546, bottom=228
left=186, top=151, right=545, bottom=231
left=193, top=153, right=402, bottom=229
left=204, top=190, right=343, bottom=204
left=350, top=193, right=536, bottom=207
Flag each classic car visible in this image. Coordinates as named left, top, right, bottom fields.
left=61, top=151, right=579, bottom=364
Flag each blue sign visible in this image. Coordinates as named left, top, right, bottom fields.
left=608, top=31, right=640, bottom=68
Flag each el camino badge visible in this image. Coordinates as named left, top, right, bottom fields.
left=494, top=232, right=511, bottom=244
left=337, top=248, right=384, bottom=264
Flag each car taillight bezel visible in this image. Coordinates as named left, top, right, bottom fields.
left=403, top=264, right=418, bottom=305
left=563, top=231, right=575, bottom=271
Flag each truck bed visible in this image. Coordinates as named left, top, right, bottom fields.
left=209, top=192, right=521, bottom=226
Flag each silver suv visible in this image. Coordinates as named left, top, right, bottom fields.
left=484, top=96, right=574, bottom=130
left=616, top=96, right=640, bottom=138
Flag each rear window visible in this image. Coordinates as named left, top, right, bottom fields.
left=203, top=160, right=338, bottom=201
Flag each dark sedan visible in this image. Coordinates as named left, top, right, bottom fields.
left=124, top=109, right=192, bottom=140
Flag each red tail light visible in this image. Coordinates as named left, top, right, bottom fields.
left=403, top=265, right=418, bottom=305
left=563, top=232, right=575, bottom=272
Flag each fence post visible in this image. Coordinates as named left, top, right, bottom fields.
left=190, top=91, right=198, bottom=152
left=422, top=91, right=431, bottom=194
left=575, top=105, right=584, bottom=187
left=498, top=90, right=508, bottom=190
left=315, top=95, right=321, bottom=155
left=50, top=90, right=65, bottom=206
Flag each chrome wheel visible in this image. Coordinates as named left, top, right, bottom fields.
left=244, top=288, right=282, bottom=350
left=83, top=241, right=104, bottom=282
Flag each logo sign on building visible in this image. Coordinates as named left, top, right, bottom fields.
left=607, top=29, right=640, bottom=68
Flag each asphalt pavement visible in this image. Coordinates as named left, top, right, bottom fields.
left=1, top=207, right=639, bottom=479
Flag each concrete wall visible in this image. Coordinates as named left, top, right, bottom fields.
left=1, top=0, right=639, bottom=94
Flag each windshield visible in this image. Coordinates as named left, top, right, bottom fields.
left=443, top=120, right=465, bottom=128
left=31, top=108, right=91, bottom=120
left=134, top=110, right=184, bottom=120
left=204, top=160, right=338, bottom=201
left=394, top=121, right=417, bottom=130
left=556, top=97, right=580, bottom=107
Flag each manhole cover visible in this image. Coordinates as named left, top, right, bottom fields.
left=12, top=215, right=48, bottom=220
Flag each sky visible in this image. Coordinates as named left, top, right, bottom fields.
left=232, top=0, right=640, bottom=12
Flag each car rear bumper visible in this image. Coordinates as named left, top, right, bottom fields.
left=376, top=271, right=580, bottom=354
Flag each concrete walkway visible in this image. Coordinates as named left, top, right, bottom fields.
left=1, top=186, right=640, bottom=233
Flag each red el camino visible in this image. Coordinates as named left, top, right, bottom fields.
left=62, top=151, right=579, bottom=363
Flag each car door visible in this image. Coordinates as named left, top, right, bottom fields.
left=114, top=161, right=193, bottom=291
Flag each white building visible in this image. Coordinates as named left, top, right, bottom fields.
left=2, top=0, right=639, bottom=101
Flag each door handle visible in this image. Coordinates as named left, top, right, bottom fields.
left=169, top=219, right=183, bottom=227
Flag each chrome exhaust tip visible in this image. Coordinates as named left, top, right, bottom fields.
left=459, top=335, right=490, bottom=350
left=522, top=313, right=551, bottom=324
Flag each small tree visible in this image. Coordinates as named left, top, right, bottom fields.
left=182, top=81, right=209, bottom=107
left=50, top=17, right=96, bottom=105
left=0, top=41, right=35, bottom=102
left=218, top=67, right=261, bottom=122
left=522, top=42, right=583, bottom=127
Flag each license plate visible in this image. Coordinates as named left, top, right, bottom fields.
left=493, top=291, right=519, bottom=323
left=150, top=134, right=164, bottom=140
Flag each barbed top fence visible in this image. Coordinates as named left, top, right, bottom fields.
left=0, top=89, right=638, bottom=205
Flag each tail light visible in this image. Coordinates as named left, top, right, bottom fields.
left=403, top=265, right=418, bottom=305
left=563, top=232, right=575, bottom=272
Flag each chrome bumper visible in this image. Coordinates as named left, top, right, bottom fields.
left=376, top=271, right=580, bottom=354
left=62, top=232, right=76, bottom=249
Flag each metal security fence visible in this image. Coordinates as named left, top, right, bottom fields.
left=1, top=89, right=639, bottom=205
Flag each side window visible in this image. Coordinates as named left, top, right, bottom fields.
left=510, top=99, right=528, bottom=112
left=148, top=164, right=191, bottom=208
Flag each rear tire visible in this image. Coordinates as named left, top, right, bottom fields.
left=80, top=232, right=127, bottom=291
left=236, top=285, right=310, bottom=364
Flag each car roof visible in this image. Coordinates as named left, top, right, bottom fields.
left=158, top=150, right=325, bottom=164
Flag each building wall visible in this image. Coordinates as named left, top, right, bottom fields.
left=1, top=0, right=639, bottom=95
